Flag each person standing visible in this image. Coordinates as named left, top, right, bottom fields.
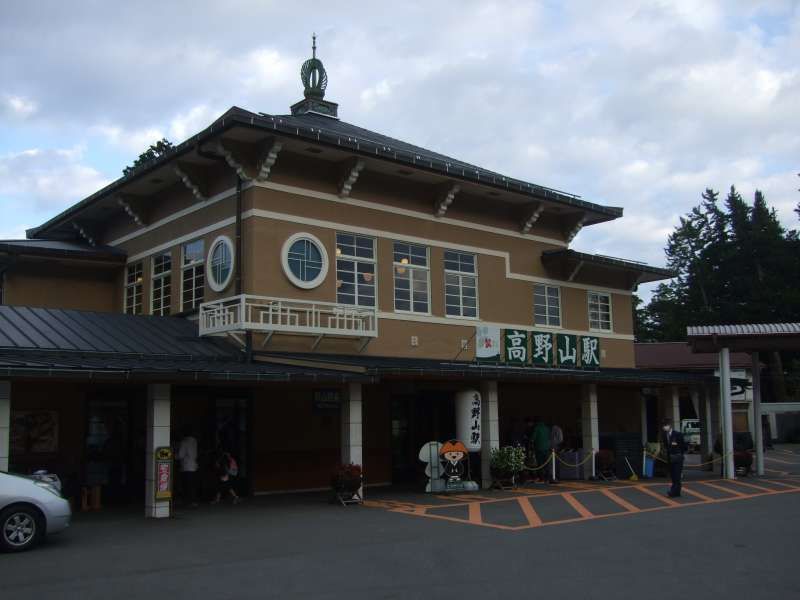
left=532, top=418, right=551, bottom=483
left=177, top=426, right=200, bottom=508
left=662, top=418, right=686, bottom=497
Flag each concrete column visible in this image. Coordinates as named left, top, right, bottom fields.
left=719, top=348, right=735, bottom=479
left=669, top=386, right=681, bottom=428
left=0, top=381, right=10, bottom=472
left=145, top=384, right=171, bottom=519
left=752, top=352, right=764, bottom=476
left=341, top=383, right=363, bottom=466
left=699, top=387, right=712, bottom=462
left=640, top=393, right=648, bottom=446
left=581, top=384, right=599, bottom=479
left=480, top=381, right=500, bottom=489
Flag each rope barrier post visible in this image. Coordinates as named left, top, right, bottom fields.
left=551, top=449, right=556, bottom=482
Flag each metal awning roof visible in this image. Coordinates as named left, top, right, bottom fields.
left=0, top=306, right=370, bottom=382
left=687, top=323, right=800, bottom=353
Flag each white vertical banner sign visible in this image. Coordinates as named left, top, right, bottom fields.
left=456, top=389, right=482, bottom=451
left=475, top=326, right=501, bottom=360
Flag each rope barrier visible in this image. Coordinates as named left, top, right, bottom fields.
left=521, top=453, right=553, bottom=471
left=644, top=450, right=733, bottom=468
left=555, top=452, right=596, bottom=468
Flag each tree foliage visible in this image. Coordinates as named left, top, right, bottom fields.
left=638, top=186, right=800, bottom=342
left=123, top=138, right=174, bottom=176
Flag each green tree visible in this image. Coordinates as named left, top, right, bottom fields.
left=123, top=138, right=174, bottom=176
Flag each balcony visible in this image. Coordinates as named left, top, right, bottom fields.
left=198, top=294, right=378, bottom=348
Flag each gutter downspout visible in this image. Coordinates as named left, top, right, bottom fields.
left=235, top=175, right=253, bottom=363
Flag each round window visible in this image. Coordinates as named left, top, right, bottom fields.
left=207, top=235, right=235, bottom=292
left=281, top=233, right=329, bottom=289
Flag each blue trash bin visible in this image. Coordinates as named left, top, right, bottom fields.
left=643, top=456, right=655, bottom=478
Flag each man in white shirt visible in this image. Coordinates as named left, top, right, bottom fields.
left=177, top=427, right=199, bottom=507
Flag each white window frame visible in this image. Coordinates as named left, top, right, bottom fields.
left=335, top=232, right=377, bottom=307
left=151, top=251, right=172, bottom=316
left=534, top=284, right=562, bottom=328
left=207, top=235, right=235, bottom=293
left=444, top=250, right=479, bottom=319
left=392, top=241, right=430, bottom=315
left=281, top=232, right=329, bottom=290
left=181, top=239, right=205, bottom=312
left=588, top=290, right=613, bottom=332
left=124, top=261, right=144, bottom=315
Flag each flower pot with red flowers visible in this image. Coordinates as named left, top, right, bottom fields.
left=330, top=463, right=363, bottom=505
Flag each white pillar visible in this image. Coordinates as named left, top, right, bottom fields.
left=480, top=381, right=500, bottom=489
left=0, top=382, right=10, bottom=472
left=752, top=352, right=764, bottom=476
left=670, top=386, right=681, bottom=429
left=720, top=348, right=735, bottom=480
left=145, top=384, right=171, bottom=518
left=341, top=382, right=363, bottom=469
left=581, top=384, right=599, bottom=480
left=699, top=387, right=713, bottom=462
left=640, top=393, right=648, bottom=446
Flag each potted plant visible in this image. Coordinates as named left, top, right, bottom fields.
left=490, top=446, right=526, bottom=488
left=330, top=463, right=363, bottom=505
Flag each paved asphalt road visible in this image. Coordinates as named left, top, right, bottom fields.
left=2, top=452, right=799, bottom=599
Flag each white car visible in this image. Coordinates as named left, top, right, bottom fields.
left=0, top=471, right=71, bottom=552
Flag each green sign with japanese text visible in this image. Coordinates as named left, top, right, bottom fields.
left=580, top=336, right=600, bottom=368
left=556, top=333, right=578, bottom=367
left=504, top=329, right=528, bottom=364
left=531, top=331, right=554, bottom=366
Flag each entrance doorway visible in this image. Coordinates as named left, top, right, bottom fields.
left=390, top=391, right=455, bottom=484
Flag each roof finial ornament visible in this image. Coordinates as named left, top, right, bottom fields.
left=291, top=34, right=339, bottom=119
left=301, top=33, right=327, bottom=100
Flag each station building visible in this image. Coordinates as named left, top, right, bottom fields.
left=0, top=47, right=712, bottom=517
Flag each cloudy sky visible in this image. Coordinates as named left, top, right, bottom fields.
left=2, top=1, right=798, bottom=300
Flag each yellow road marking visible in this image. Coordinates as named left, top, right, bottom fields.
left=636, top=484, right=681, bottom=506
left=600, top=488, right=641, bottom=513
left=516, top=497, right=543, bottom=527
left=562, top=492, right=593, bottom=518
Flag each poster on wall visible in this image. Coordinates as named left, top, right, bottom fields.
left=10, top=411, right=59, bottom=454
left=455, top=390, right=481, bottom=451
left=531, top=332, right=554, bottom=366
left=475, top=325, right=501, bottom=360
left=504, top=329, right=529, bottom=364
left=581, top=336, right=600, bottom=368
left=556, top=334, right=578, bottom=367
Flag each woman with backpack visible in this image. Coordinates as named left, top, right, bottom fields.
left=211, top=451, right=241, bottom=505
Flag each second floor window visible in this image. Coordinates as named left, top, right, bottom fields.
left=336, top=233, right=375, bottom=307
left=588, top=291, right=612, bottom=331
left=124, top=262, right=143, bottom=315
left=151, top=252, right=171, bottom=316
left=182, top=239, right=205, bottom=311
left=393, top=242, right=429, bottom=313
left=444, top=250, right=477, bottom=318
left=534, top=284, right=561, bottom=327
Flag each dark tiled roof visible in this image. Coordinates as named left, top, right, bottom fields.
left=0, top=240, right=126, bottom=261
left=635, top=342, right=752, bottom=371
left=259, top=352, right=714, bottom=386
left=30, top=106, right=622, bottom=237
left=541, top=249, right=673, bottom=283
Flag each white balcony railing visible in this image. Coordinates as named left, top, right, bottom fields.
left=198, top=294, right=378, bottom=340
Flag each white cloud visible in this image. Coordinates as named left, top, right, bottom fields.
left=1, top=94, right=37, bottom=119
left=0, top=146, right=110, bottom=211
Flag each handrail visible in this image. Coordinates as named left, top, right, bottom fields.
left=198, top=294, right=378, bottom=339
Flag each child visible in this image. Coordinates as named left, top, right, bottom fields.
left=211, top=451, right=241, bottom=505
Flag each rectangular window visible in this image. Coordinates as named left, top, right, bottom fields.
left=182, top=239, right=205, bottom=311
left=534, top=284, right=561, bottom=327
left=444, top=250, right=478, bottom=318
left=124, top=262, right=144, bottom=315
left=588, top=291, right=612, bottom=331
left=336, top=233, right=376, bottom=307
left=393, top=242, right=429, bottom=313
left=151, top=251, right=172, bottom=316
